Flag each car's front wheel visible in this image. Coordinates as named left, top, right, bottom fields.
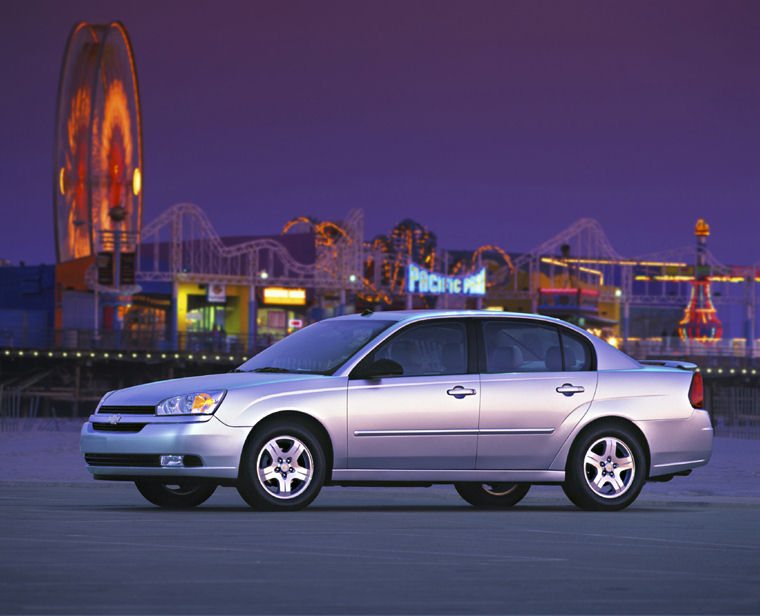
left=563, top=424, right=646, bottom=511
left=237, top=421, right=327, bottom=511
left=454, top=482, right=530, bottom=508
left=135, top=479, right=217, bottom=508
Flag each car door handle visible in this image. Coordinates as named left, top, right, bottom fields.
left=447, top=386, right=477, bottom=399
left=556, top=383, right=585, bottom=396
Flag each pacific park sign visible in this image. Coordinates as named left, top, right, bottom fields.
left=407, top=262, right=486, bottom=296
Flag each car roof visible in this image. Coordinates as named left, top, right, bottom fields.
left=336, top=309, right=578, bottom=328
left=333, top=310, right=642, bottom=371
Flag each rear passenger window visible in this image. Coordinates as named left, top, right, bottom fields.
left=483, top=321, right=560, bottom=373
left=560, top=330, right=593, bottom=371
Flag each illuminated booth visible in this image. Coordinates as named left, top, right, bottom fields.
left=258, top=287, right=308, bottom=342
left=173, top=282, right=310, bottom=350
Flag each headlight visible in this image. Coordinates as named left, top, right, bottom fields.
left=156, top=391, right=225, bottom=415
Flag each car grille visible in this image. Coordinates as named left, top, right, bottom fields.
left=91, top=422, right=146, bottom=433
left=84, top=454, right=203, bottom=467
left=99, top=405, right=155, bottom=415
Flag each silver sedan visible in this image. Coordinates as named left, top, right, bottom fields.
left=81, top=310, right=712, bottom=511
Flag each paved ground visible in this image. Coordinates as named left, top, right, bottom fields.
left=1, top=483, right=759, bottom=615
left=0, top=423, right=759, bottom=614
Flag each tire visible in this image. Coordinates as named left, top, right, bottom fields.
left=454, top=482, right=530, bottom=508
left=135, top=479, right=217, bottom=508
left=237, top=421, right=327, bottom=511
left=563, top=423, right=647, bottom=511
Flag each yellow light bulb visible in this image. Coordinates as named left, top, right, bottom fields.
left=133, top=167, right=142, bottom=196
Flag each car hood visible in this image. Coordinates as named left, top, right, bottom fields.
left=99, top=371, right=330, bottom=408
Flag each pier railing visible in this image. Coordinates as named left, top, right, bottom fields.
left=0, top=327, right=270, bottom=355
left=621, top=337, right=759, bottom=362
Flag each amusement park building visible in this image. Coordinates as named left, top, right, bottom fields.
left=47, top=223, right=326, bottom=353
left=1, top=206, right=758, bottom=362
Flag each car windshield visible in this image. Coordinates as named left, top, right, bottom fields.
left=237, top=319, right=395, bottom=375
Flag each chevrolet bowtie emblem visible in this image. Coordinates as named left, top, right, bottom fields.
left=108, top=414, right=121, bottom=425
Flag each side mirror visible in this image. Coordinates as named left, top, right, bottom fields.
left=354, top=358, right=404, bottom=379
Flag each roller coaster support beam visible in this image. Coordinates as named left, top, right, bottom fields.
left=170, top=281, right=179, bottom=351
left=746, top=275, right=756, bottom=360
left=113, top=225, right=122, bottom=350
left=248, top=284, right=257, bottom=353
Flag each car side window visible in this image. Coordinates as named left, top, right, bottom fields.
left=560, top=329, right=593, bottom=371
left=371, top=322, right=468, bottom=377
left=483, top=321, right=561, bottom=373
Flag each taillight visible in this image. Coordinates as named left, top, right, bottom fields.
left=689, top=372, right=704, bottom=409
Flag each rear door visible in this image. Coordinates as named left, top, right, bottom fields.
left=476, top=319, right=597, bottom=469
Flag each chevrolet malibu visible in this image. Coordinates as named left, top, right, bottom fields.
left=81, top=310, right=712, bottom=511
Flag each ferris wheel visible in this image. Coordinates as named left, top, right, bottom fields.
left=53, top=21, right=143, bottom=263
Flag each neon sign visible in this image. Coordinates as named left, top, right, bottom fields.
left=263, top=287, right=307, bottom=306
left=407, top=262, right=486, bottom=296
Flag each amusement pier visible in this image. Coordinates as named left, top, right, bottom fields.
left=0, top=22, right=758, bottom=437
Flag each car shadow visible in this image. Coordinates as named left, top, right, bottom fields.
left=102, top=503, right=698, bottom=514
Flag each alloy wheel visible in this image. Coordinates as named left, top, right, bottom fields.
left=583, top=436, right=636, bottom=499
left=256, top=435, right=314, bottom=500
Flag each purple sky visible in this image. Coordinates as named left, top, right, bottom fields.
left=1, top=1, right=758, bottom=266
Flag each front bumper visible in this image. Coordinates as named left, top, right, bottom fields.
left=80, top=415, right=251, bottom=480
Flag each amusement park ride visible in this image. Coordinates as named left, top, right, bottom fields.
left=678, top=219, right=723, bottom=343
left=54, top=22, right=142, bottom=266
left=51, top=22, right=759, bottom=356
left=53, top=22, right=142, bottom=333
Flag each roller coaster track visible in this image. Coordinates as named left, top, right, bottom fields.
left=137, top=203, right=363, bottom=289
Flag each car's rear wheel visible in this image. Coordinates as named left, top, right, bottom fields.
left=563, top=423, right=646, bottom=511
left=237, top=421, right=327, bottom=511
left=135, top=479, right=216, bottom=508
left=454, top=482, right=530, bottom=508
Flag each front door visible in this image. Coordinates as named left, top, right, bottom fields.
left=347, top=320, right=478, bottom=470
